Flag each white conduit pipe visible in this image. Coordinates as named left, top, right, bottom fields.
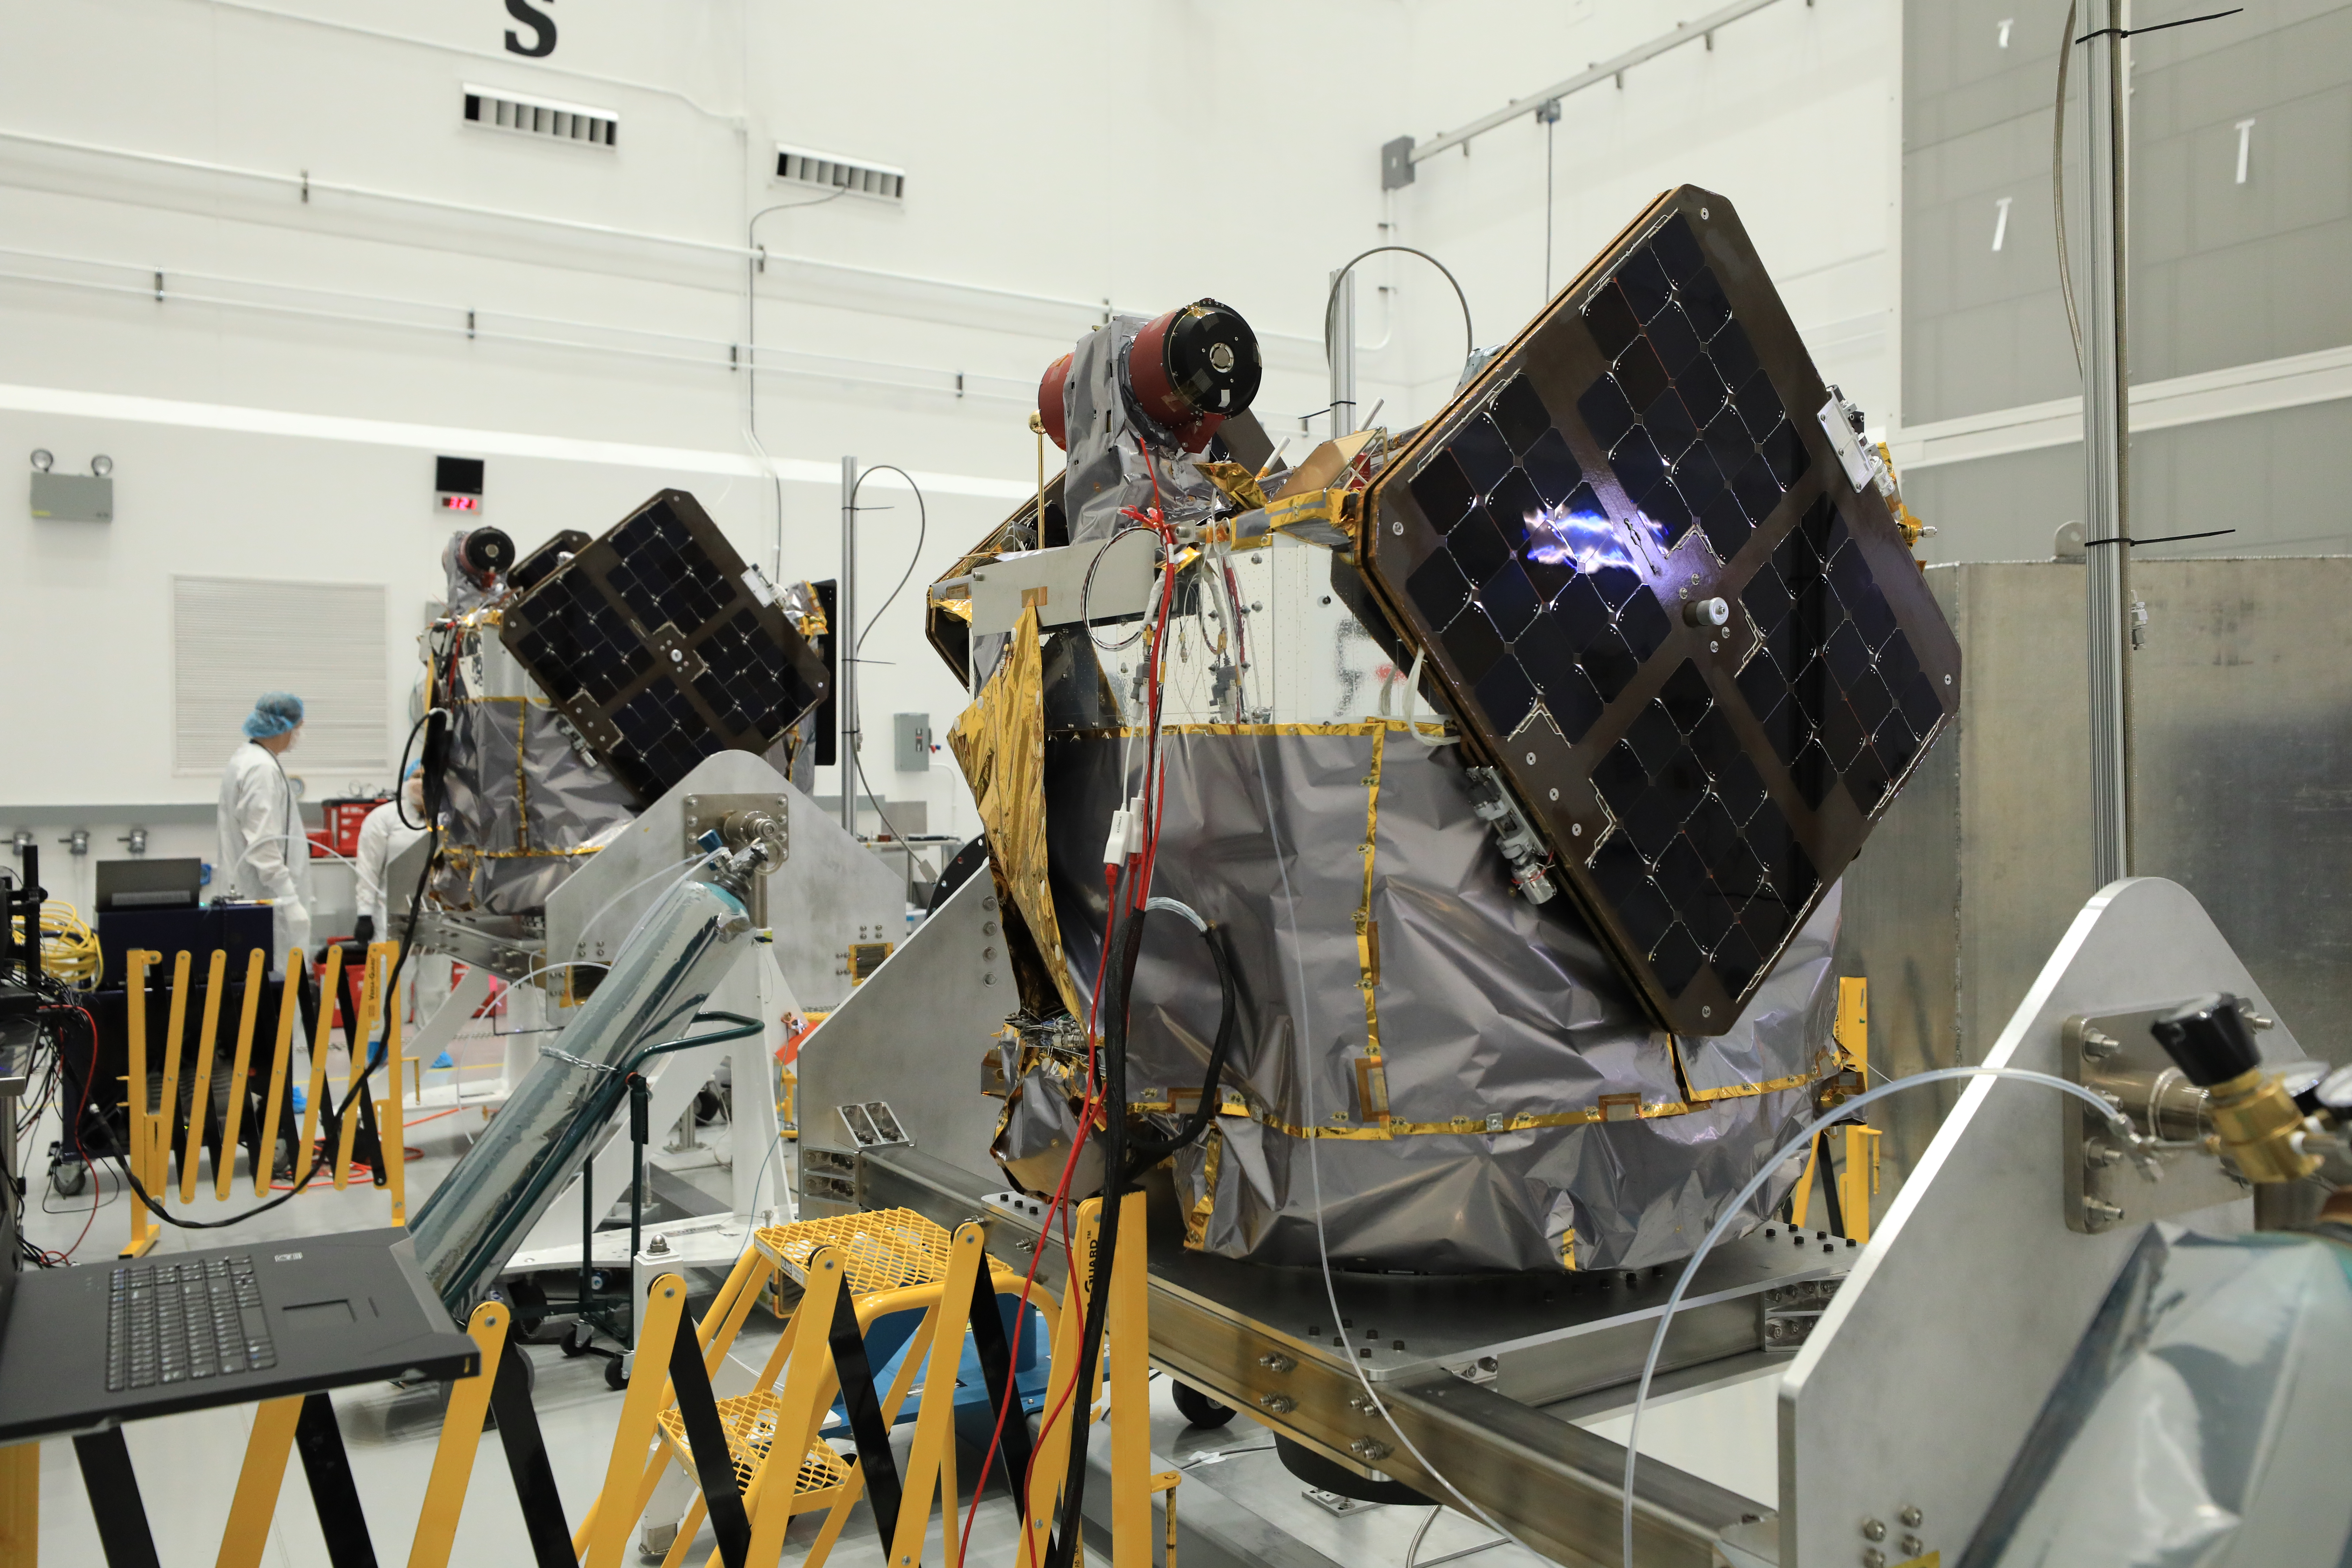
left=0, top=127, right=1321, bottom=345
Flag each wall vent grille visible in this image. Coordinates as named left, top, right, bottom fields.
left=464, top=84, right=618, bottom=148
left=173, top=576, right=388, bottom=776
left=774, top=142, right=904, bottom=201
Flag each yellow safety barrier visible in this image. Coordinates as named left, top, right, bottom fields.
left=295, top=944, right=343, bottom=1188
left=119, top=948, right=162, bottom=1259
left=404, top=1299, right=513, bottom=1568
left=212, top=950, right=268, bottom=1201
left=179, top=950, right=229, bottom=1203
left=0, top=1441, right=35, bottom=1567
left=559, top=1200, right=1164, bottom=1568
left=215, top=1396, right=304, bottom=1568
left=116, top=943, right=409, bottom=1252
left=332, top=946, right=384, bottom=1189
left=252, top=955, right=301, bottom=1197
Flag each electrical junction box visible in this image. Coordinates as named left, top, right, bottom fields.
left=30, top=474, right=110, bottom=522
left=894, top=713, right=933, bottom=772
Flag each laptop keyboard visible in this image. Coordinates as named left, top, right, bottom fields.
left=106, top=1256, right=279, bottom=1392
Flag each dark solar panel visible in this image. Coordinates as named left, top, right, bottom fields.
left=499, top=489, right=830, bottom=805
left=1359, top=187, right=1961, bottom=1035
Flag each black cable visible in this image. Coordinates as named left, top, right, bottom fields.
left=1323, top=245, right=1476, bottom=371
left=1121, top=911, right=1238, bottom=1177
left=390, top=707, right=437, bottom=830
left=89, top=725, right=448, bottom=1230
left=1042, top=886, right=1144, bottom=1568
left=2053, top=1, right=2084, bottom=373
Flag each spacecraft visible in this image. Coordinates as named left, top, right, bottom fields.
left=927, top=187, right=1959, bottom=1274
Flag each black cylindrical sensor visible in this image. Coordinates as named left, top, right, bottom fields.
left=461, top=525, right=515, bottom=580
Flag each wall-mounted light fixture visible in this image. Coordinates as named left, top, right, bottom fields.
left=30, top=449, right=113, bottom=522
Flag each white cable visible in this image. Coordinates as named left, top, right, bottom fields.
left=1616, top=1065, right=2143, bottom=1567
left=1252, top=720, right=2151, bottom=1564
left=1398, top=648, right=1457, bottom=749
left=610, top=848, right=727, bottom=959
left=220, top=830, right=363, bottom=879
left=1245, top=729, right=1540, bottom=1558
left=573, top=853, right=702, bottom=956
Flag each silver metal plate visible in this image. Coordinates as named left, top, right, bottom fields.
left=1784, top=877, right=2296, bottom=1567
left=2061, top=1003, right=2246, bottom=1234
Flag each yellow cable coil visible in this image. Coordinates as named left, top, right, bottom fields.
left=654, top=1392, right=851, bottom=1498
left=12, top=901, right=100, bottom=987
left=751, top=1209, right=953, bottom=1295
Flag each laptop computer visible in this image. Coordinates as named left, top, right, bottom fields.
left=95, top=858, right=203, bottom=912
left=0, top=1227, right=479, bottom=1444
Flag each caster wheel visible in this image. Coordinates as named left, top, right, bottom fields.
left=49, top=1161, right=87, bottom=1199
left=604, top=1357, right=629, bottom=1392
left=560, top=1325, right=590, bottom=1359
left=1172, top=1381, right=1235, bottom=1429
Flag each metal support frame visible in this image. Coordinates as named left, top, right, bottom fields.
left=2081, top=0, right=2135, bottom=884
left=860, top=1146, right=1815, bottom=1567
left=1784, top=878, right=2294, bottom=1563
left=1328, top=268, right=1357, bottom=438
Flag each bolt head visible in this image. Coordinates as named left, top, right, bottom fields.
left=1900, top=1538, right=1924, bottom=1556
left=1862, top=1519, right=1886, bottom=1541
left=1899, top=1506, right=1923, bottom=1528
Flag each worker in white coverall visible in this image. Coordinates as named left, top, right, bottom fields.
left=353, top=766, right=453, bottom=1056
left=215, top=691, right=314, bottom=973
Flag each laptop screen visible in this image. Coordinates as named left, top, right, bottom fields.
left=96, top=858, right=203, bottom=912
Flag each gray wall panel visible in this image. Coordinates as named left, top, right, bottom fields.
left=1902, top=399, right=2352, bottom=563
left=1905, top=0, right=2352, bottom=422
left=1843, top=559, right=2352, bottom=1217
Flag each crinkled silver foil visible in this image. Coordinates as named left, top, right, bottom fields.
left=1035, top=640, right=1832, bottom=1274
left=1967, top=1223, right=2352, bottom=1567
left=432, top=623, right=634, bottom=915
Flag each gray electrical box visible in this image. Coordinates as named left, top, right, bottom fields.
left=893, top=713, right=932, bottom=772
left=30, top=474, right=111, bottom=522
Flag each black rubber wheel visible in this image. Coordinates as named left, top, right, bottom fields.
left=560, top=1324, right=590, bottom=1359
left=1172, top=1381, right=1236, bottom=1429
left=604, top=1356, right=630, bottom=1392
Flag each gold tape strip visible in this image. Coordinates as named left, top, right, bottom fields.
left=1352, top=722, right=1390, bottom=1133
left=1048, top=719, right=1455, bottom=741
left=1145, top=1070, right=1817, bottom=1141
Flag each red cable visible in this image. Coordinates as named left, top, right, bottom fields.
left=44, top=1006, right=104, bottom=1262
left=958, top=865, right=1125, bottom=1567
left=964, top=461, right=1185, bottom=1560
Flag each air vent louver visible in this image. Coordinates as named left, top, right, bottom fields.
left=773, top=142, right=904, bottom=202
left=464, top=84, right=618, bottom=148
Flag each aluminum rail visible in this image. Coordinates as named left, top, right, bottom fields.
left=1406, top=0, right=1786, bottom=166
left=860, top=1146, right=1766, bottom=1568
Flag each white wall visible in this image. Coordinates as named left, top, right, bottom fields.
left=1383, top=0, right=1903, bottom=427
left=0, top=0, right=1899, bottom=897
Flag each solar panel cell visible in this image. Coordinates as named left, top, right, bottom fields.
left=498, top=488, right=830, bottom=804
left=1359, top=187, right=1960, bottom=1031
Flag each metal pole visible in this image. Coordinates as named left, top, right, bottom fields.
left=2082, top=0, right=2134, bottom=886
left=1329, top=269, right=1357, bottom=439
left=840, top=454, right=858, bottom=835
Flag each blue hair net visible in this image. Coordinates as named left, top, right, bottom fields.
left=242, top=692, right=305, bottom=739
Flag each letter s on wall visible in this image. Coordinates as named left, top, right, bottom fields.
left=504, top=0, right=556, bottom=57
